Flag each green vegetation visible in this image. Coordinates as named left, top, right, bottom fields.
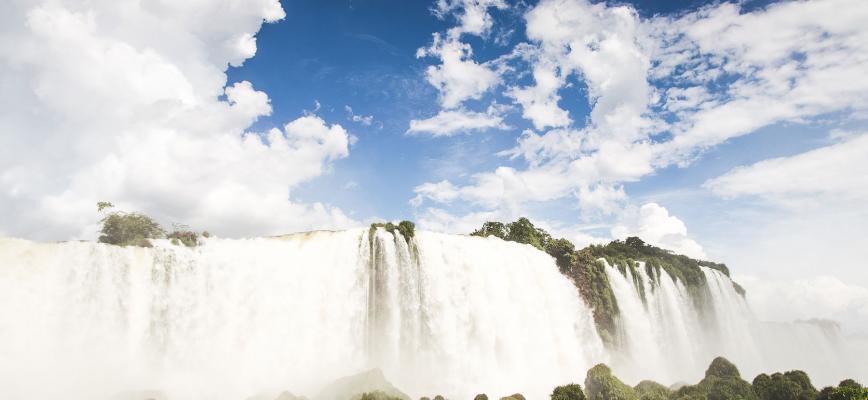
left=552, top=384, right=588, bottom=400
left=369, top=220, right=416, bottom=241
left=97, top=202, right=164, bottom=247
left=468, top=217, right=748, bottom=342
left=397, top=220, right=416, bottom=239
left=585, top=364, right=638, bottom=400
left=672, top=357, right=757, bottom=400
left=753, top=370, right=818, bottom=400
left=357, top=391, right=404, bottom=400
left=474, top=395, right=489, bottom=400
left=500, top=395, right=526, bottom=400
left=634, top=381, right=671, bottom=400
left=167, top=224, right=200, bottom=247
left=97, top=201, right=209, bottom=248
left=817, top=379, right=868, bottom=400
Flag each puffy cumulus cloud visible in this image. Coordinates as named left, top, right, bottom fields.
left=704, top=133, right=868, bottom=208
left=407, top=104, right=508, bottom=136
left=0, top=0, right=356, bottom=240
left=737, top=275, right=868, bottom=333
left=413, top=0, right=658, bottom=220
left=514, top=0, right=652, bottom=138
left=433, top=0, right=507, bottom=39
left=417, top=33, right=501, bottom=109
left=612, top=203, right=706, bottom=259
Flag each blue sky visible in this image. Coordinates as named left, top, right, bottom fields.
left=225, top=0, right=855, bottom=251
left=2, top=0, right=867, bottom=329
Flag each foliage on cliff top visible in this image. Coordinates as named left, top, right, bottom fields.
left=587, top=236, right=729, bottom=287
left=97, top=202, right=165, bottom=248
left=369, top=220, right=416, bottom=240
left=584, top=364, right=638, bottom=400
left=470, top=218, right=618, bottom=340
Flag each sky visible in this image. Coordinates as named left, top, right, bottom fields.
left=1, top=0, right=867, bottom=332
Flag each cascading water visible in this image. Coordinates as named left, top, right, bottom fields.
left=603, top=261, right=866, bottom=386
left=0, top=230, right=606, bottom=400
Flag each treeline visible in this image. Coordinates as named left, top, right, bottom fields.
left=469, top=218, right=744, bottom=343
left=95, top=201, right=209, bottom=248
left=362, top=357, right=866, bottom=400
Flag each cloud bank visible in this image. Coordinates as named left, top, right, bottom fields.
left=0, top=0, right=356, bottom=239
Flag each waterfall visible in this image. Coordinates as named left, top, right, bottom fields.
left=603, top=261, right=865, bottom=386
left=0, top=230, right=605, bottom=400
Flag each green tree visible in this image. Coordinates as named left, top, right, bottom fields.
left=506, top=217, right=549, bottom=249
left=97, top=202, right=164, bottom=247
left=397, top=220, right=416, bottom=239
left=471, top=222, right=507, bottom=239
left=545, top=238, right=577, bottom=272
left=584, top=364, right=638, bottom=400
left=551, top=383, right=587, bottom=400
left=633, top=380, right=670, bottom=400
left=753, top=371, right=817, bottom=400
left=817, top=379, right=868, bottom=400
left=673, top=357, right=757, bottom=400
left=474, top=395, right=489, bottom=400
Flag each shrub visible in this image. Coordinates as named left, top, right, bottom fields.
left=753, top=371, right=817, bottom=400
left=545, top=238, right=576, bottom=272
left=357, top=391, right=404, bottom=400
left=471, top=221, right=507, bottom=239
left=370, top=220, right=417, bottom=244
left=674, top=357, right=758, bottom=400
left=397, top=220, right=415, bottom=239
left=706, top=357, right=741, bottom=380
left=97, top=202, right=164, bottom=247
left=167, top=229, right=199, bottom=247
left=474, top=395, right=489, bottom=400
left=633, top=380, right=670, bottom=400
left=584, top=364, right=638, bottom=400
left=551, top=383, right=587, bottom=400
left=817, top=379, right=867, bottom=400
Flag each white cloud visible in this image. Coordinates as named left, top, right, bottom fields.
left=612, top=203, right=706, bottom=259
left=647, top=0, right=868, bottom=157
left=344, top=105, right=374, bottom=126
left=0, top=0, right=357, bottom=240
left=433, top=0, right=507, bottom=39
left=407, top=105, right=508, bottom=136
left=704, top=133, right=868, bottom=207
left=513, top=0, right=652, bottom=138
left=417, top=33, right=500, bottom=109
left=411, top=0, right=868, bottom=253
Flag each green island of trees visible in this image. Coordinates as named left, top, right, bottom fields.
left=469, top=217, right=746, bottom=343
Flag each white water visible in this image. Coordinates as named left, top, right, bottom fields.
left=604, top=261, right=867, bottom=386
left=0, top=230, right=605, bottom=400
left=2, top=231, right=865, bottom=399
